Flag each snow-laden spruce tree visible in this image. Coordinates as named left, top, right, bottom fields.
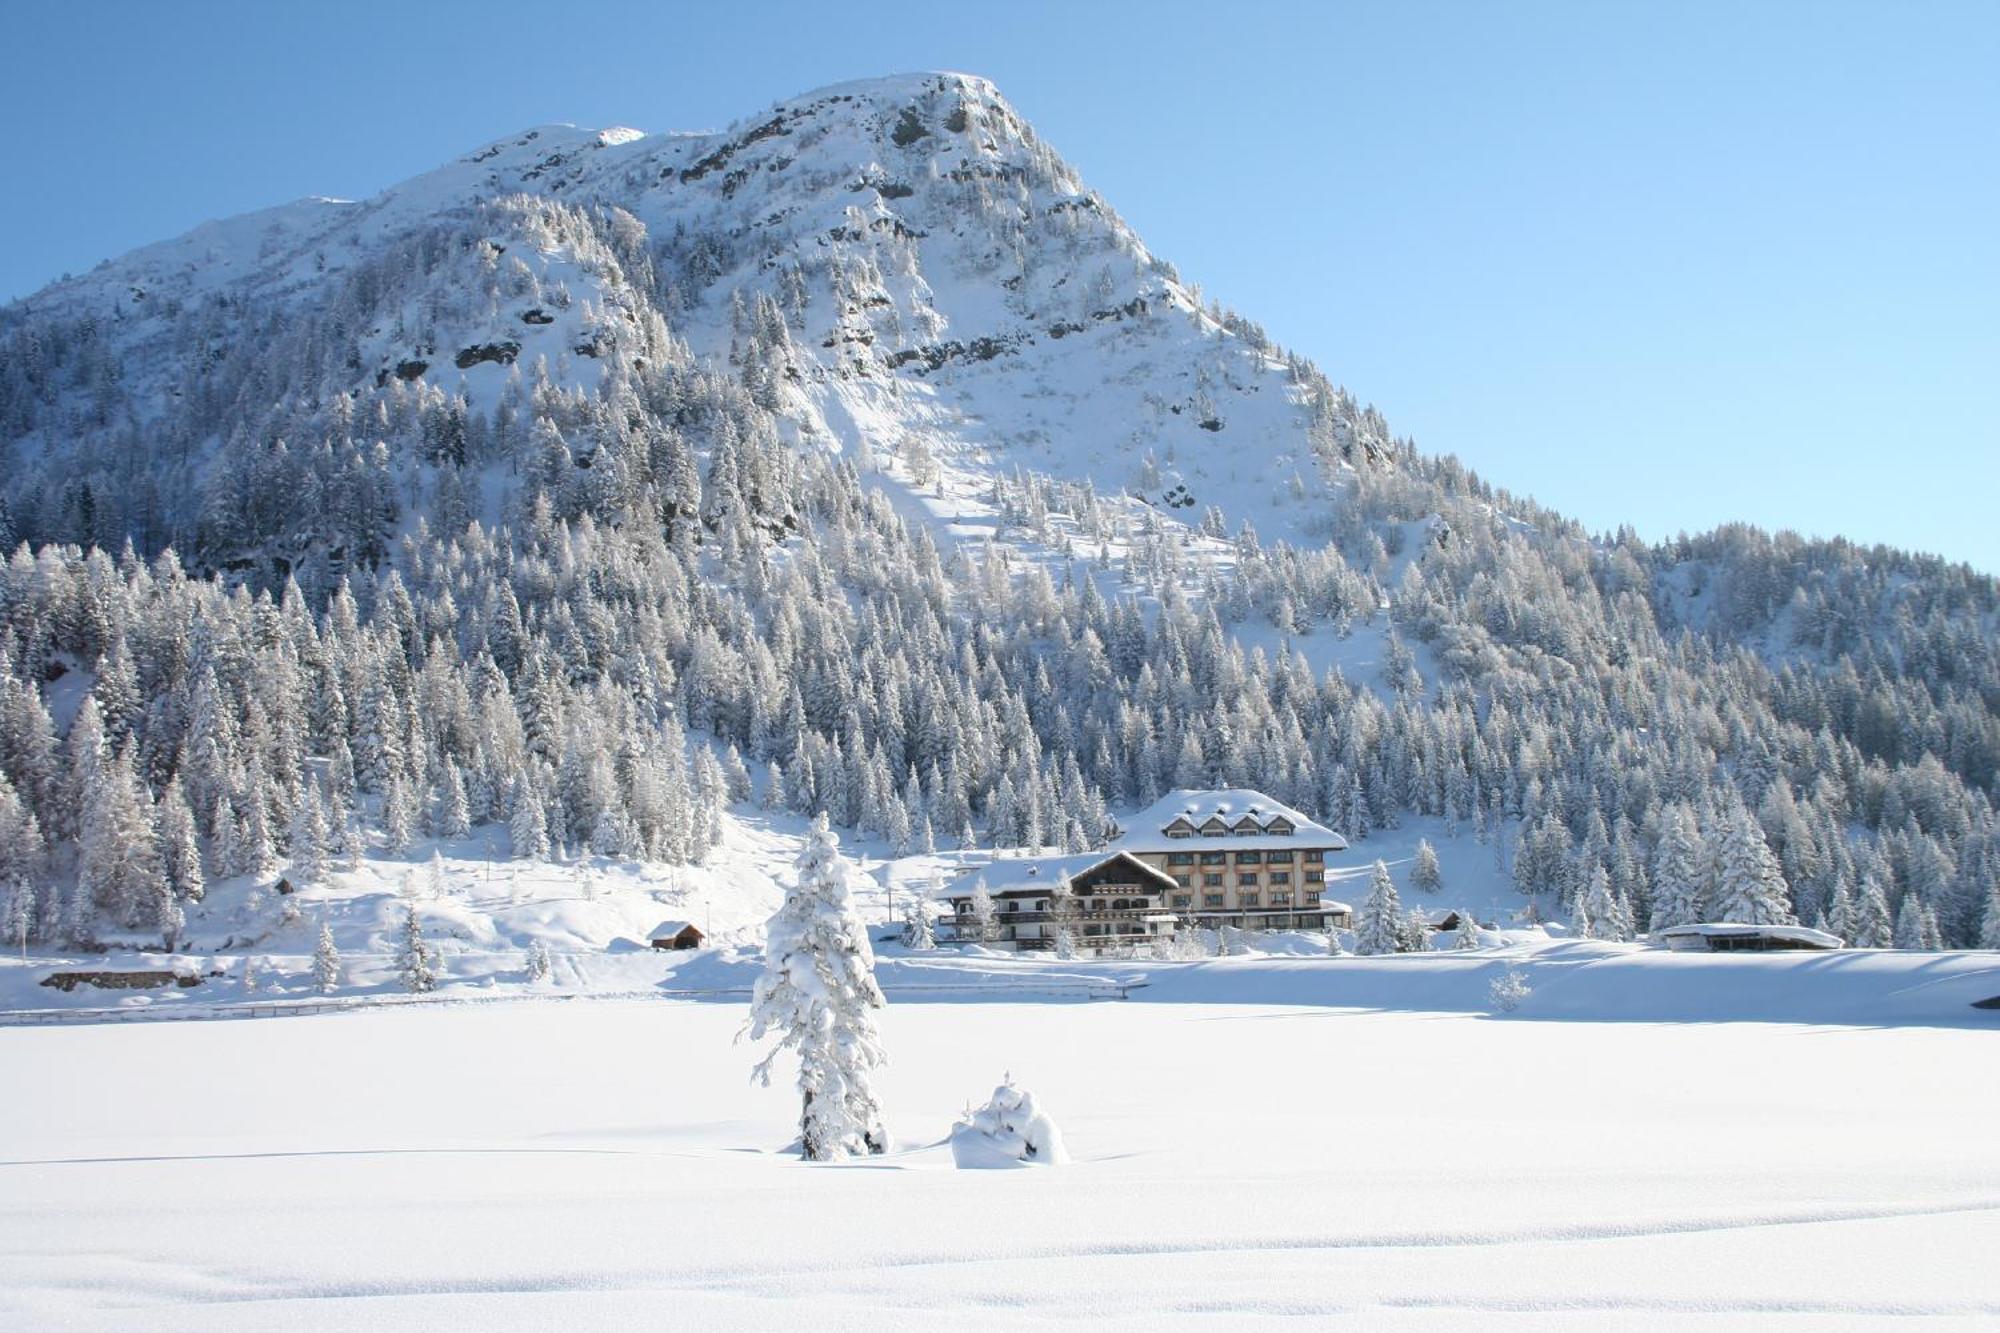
left=1823, top=882, right=1856, bottom=944
left=966, top=876, right=999, bottom=945
left=313, top=922, right=342, bottom=994
left=7, top=873, right=34, bottom=960
left=1451, top=910, right=1484, bottom=950
left=744, top=813, right=889, bottom=1161
left=901, top=899, right=936, bottom=951
left=950, top=1077, right=1070, bottom=1168
left=1709, top=811, right=1794, bottom=926
left=397, top=905, right=436, bottom=993
left=1354, top=860, right=1403, bottom=955
left=510, top=780, right=550, bottom=860
left=1980, top=879, right=2000, bottom=951
left=1049, top=873, right=1078, bottom=959
left=1579, top=864, right=1633, bottom=941
left=1649, top=805, right=1707, bottom=931
left=1852, top=875, right=1894, bottom=948
left=1411, top=839, right=1443, bottom=893
left=1893, top=896, right=1929, bottom=950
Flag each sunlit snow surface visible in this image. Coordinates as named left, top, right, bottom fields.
left=3, top=984, right=1996, bottom=1329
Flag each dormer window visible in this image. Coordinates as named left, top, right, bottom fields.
left=1266, top=817, right=1295, bottom=836
left=1199, top=816, right=1229, bottom=837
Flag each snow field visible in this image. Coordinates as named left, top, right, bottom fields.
left=2, top=996, right=1997, bottom=1329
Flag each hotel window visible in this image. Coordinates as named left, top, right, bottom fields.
left=1168, top=851, right=1195, bottom=866
left=1304, top=849, right=1324, bottom=864
left=1237, top=873, right=1259, bottom=887
left=1233, top=826, right=1261, bottom=837
left=1266, top=849, right=1293, bottom=864
left=1004, top=900, right=1018, bottom=912
left=1234, top=850, right=1261, bottom=865
left=1305, top=891, right=1322, bottom=906
left=1090, top=899, right=1108, bottom=911
left=1238, top=893, right=1261, bottom=908
left=1171, top=894, right=1192, bottom=908
left=1305, top=870, right=1324, bottom=883
left=1271, top=891, right=1293, bottom=906
left=1203, top=893, right=1225, bottom=908
left=1200, top=851, right=1227, bottom=866
left=1173, top=875, right=1191, bottom=887
left=1203, top=873, right=1224, bottom=887
left=1269, top=872, right=1291, bottom=886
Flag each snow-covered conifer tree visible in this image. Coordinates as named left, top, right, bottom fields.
left=967, top=876, right=999, bottom=944
left=1649, top=805, right=1706, bottom=931
left=1852, top=875, right=1894, bottom=948
left=1451, top=910, right=1484, bottom=950
left=6, top=873, right=32, bottom=959
left=313, top=922, right=342, bottom=994
left=1411, top=838, right=1442, bottom=893
left=1980, top=879, right=2000, bottom=951
left=1824, top=882, right=1856, bottom=944
left=1708, top=811, right=1794, bottom=926
left=1049, top=873, right=1078, bottom=959
left=1354, top=859, right=1403, bottom=955
left=902, top=899, right=936, bottom=951
left=1580, top=864, right=1632, bottom=941
left=1893, top=895, right=1928, bottom=950
left=509, top=779, right=549, bottom=860
left=397, top=905, right=436, bottom=993
left=288, top=781, right=326, bottom=886
left=744, top=813, right=889, bottom=1161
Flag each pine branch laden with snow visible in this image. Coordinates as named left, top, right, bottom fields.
left=1451, top=910, right=1484, bottom=950
left=950, top=1078, right=1070, bottom=1168
left=744, top=813, right=889, bottom=1162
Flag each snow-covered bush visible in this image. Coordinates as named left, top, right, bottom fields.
left=950, top=1078, right=1069, bottom=1168
left=1489, top=965, right=1531, bottom=1013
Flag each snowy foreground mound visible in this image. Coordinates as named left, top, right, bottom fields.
left=3, top=998, right=1997, bottom=1328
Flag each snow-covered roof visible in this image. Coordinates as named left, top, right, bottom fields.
left=942, top=851, right=1174, bottom=899
left=647, top=920, right=702, bottom=939
left=1114, top=789, right=1347, bottom=854
left=1654, top=923, right=1841, bottom=949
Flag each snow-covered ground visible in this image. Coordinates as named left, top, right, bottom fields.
left=3, top=993, right=1996, bottom=1329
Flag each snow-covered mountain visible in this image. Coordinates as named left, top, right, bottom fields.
left=0, top=72, right=1996, bottom=969
left=6, top=73, right=1367, bottom=557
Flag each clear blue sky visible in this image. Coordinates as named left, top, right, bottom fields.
left=5, top=1, right=1996, bottom=571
